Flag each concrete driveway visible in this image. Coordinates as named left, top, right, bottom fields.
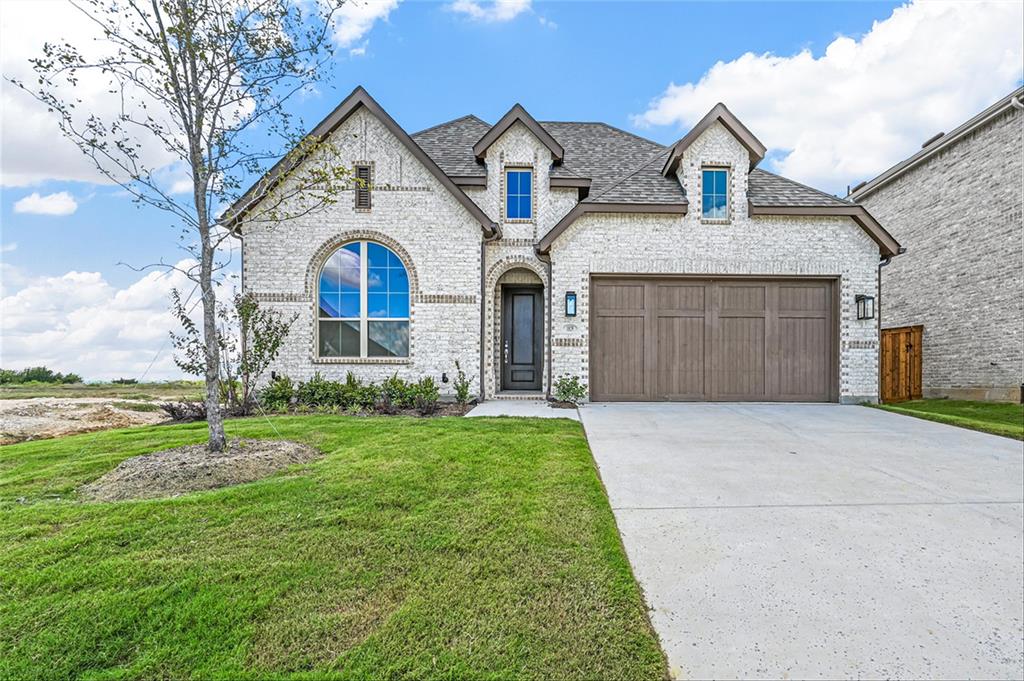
left=579, top=403, right=1024, bottom=680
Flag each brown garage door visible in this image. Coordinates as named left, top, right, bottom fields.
left=590, top=277, right=836, bottom=402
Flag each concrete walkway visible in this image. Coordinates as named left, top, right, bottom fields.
left=579, top=403, right=1024, bottom=680
left=466, top=400, right=579, bottom=420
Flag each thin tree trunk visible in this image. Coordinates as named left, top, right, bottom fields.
left=199, top=228, right=227, bottom=452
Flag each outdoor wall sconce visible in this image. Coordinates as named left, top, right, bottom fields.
left=565, top=291, right=577, bottom=317
left=855, top=294, right=875, bottom=320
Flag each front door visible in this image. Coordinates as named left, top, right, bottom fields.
left=501, top=286, right=543, bottom=390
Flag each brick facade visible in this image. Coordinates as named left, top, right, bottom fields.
left=857, top=105, right=1023, bottom=402
left=241, top=102, right=886, bottom=402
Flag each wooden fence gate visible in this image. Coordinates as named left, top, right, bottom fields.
left=880, top=325, right=923, bottom=403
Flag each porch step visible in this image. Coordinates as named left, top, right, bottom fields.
left=491, top=391, right=546, bottom=401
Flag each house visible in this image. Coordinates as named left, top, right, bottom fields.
left=849, top=88, right=1023, bottom=403
left=228, top=86, right=900, bottom=403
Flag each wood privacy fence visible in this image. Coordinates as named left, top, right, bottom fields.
left=880, top=325, right=923, bottom=403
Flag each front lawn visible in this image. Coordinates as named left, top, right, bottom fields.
left=0, top=416, right=666, bottom=680
left=871, top=399, right=1024, bottom=440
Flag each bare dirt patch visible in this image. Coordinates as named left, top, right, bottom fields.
left=79, top=438, right=321, bottom=502
left=0, top=398, right=169, bottom=445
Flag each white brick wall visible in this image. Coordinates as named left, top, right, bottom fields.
left=548, top=123, right=882, bottom=402
left=240, top=107, right=484, bottom=394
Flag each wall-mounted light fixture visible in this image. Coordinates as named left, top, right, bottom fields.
left=565, top=291, right=577, bottom=317
left=855, top=294, right=875, bottom=320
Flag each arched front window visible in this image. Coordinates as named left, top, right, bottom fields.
left=318, top=241, right=410, bottom=358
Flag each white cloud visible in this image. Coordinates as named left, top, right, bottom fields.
left=0, top=242, right=16, bottom=253
left=448, top=0, right=531, bottom=23
left=331, top=0, right=400, bottom=48
left=0, top=261, right=230, bottom=381
left=13, top=191, right=78, bottom=216
left=349, top=42, right=368, bottom=58
left=633, top=0, right=1024, bottom=193
left=0, top=0, right=180, bottom=187
left=538, top=15, right=556, bottom=30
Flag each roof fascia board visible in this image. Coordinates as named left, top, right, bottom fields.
left=549, top=177, right=592, bottom=188
left=536, top=202, right=688, bottom=254
left=224, top=86, right=497, bottom=237
left=472, top=103, right=565, bottom=163
left=662, top=103, right=767, bottom=176
left=747, top=202, right=901, bottom=257
left=849, top=87, right=1024, bottom=201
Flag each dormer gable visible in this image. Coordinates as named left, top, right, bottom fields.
left=661, top=103, right=766, bottom=176
left=473, top=104, right=564, bottom=164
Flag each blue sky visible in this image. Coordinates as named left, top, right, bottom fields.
left=1, top=0, right=1021, bottom=379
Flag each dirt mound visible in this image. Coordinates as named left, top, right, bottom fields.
left=0, top=398, right=167, bottom=445
left=79, top=438, right=321, bottom=502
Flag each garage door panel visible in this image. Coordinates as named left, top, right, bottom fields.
left=591, top=277, right=835, bottom=403
left=778, top=284, right=828, bottom=311
left=719, top=284, right=766, bottom=313
left=716, top=316, right=766, bottom=399
left=657, top=316, right=706, bottom=399
left=592, top=315, right=646, bottom=400
left=656, top=283, right=705, bottom=314
left=777, top=316, right=829, bottom=399
left=593, top=281, right=645, bottom=312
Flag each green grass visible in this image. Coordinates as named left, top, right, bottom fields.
left=0, top=416, right=666, bottom=680
left=871, top=399, right=1024, bottom=440
left=0, top=380, right=203, bottom=401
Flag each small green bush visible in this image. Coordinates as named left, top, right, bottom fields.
left=453, top=361, right=472, bottom=405
left=380, top=373, right=416, bottom=408
left=259, top=375, right=295, bottom=412
left=413, top=377, right=440, bottom=416
left=0, top=366, right=83, bottom=384
left=553, top=375, right=587, bottom=405
left=296, top=372, right=344, bottom=407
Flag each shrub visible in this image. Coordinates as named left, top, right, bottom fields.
left=453, top=361, right=471, bottom=405
left=296, top=372, right=344, bottom=408
left=380, top=373, right=416, bottom=408
left=112, top=377, right=138, bottom=385
left=553, top=375, right=587, bottom=405
left=413, top=377, right=440, bottom=416
left=259, top=375, right=295, bottom=412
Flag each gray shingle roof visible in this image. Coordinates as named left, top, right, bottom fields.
left=411, top=115, right=851, bottom=208
left=747, top=169, right=852, bottom=207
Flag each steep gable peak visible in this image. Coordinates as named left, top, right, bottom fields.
left=472, top=103, right=564, bottom=163
left=661, top=102, right=767, bottom=176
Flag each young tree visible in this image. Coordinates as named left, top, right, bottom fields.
left=12, top=0, right=350, bottom=450
left=170, top=289, right=295, bottom=415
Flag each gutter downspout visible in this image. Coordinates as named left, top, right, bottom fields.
left=536, top=249, right=553, bottom=400
left=479, top=224, right=502, bottom=402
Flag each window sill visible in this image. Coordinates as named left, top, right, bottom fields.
left=313, top=357, right=411, bottom=365
left=701, top=218, right=731, bottom=225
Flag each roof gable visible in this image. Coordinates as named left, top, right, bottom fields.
left=661, top=103, right=767, bottom=176
left=223, top=86, right=497, bottom=236
left=472, top=104, right=564, bottom=163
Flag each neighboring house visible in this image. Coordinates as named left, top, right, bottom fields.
left=850, top=88, right=1023, bottom=402
left=227, top=86, right=900, bottom=403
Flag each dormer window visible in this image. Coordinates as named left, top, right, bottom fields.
left=506, top=168, right=533, bottom=220
left=701, top=167, right=729, bottom=221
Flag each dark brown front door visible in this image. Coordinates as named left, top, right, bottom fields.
left=590, top=277, right=836, bottom=402
left=502, top=286, right=543, bottom=391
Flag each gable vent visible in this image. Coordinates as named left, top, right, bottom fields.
left=354, top=164, right=372, bottom=210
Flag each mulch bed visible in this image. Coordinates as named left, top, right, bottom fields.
left=79, top=438, right=321, bottom=502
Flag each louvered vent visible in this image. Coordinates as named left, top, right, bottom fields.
left=354, top=164, right=371, bottom=209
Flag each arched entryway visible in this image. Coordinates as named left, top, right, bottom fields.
left=488, top=264, right=547, bottom=395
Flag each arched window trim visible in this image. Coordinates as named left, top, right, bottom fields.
left=317, top=240, right=410, bottom=358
